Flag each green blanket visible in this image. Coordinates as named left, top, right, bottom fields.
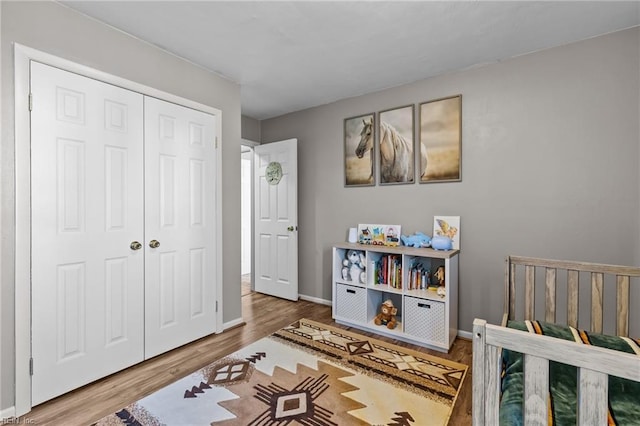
left=500, top=321, right=640, bottom=425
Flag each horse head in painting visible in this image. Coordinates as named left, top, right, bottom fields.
left=355, top=117, right=374, bottom=179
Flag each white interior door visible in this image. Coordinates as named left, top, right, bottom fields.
left=253, top=139, right=298, bottom=301
left=31, top=61, right=144, bottom=405
left=144, top=96, right=218, bottom=359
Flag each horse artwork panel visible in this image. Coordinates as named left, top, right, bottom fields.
left=379, top=121, right=428, bottom=183
left=344, top=113, right=375, bottom=186
left=377, top=105, right=426, bottom=184
left=419, top=95, right=462, bottom=183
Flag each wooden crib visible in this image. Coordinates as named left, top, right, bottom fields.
left=472, top=256, right=640, bottom=425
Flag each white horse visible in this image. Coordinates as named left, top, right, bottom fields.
left=355, top=117, right=374, bottom=180
left=356, top=120, right=427, bottom=183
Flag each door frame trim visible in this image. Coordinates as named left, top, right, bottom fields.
left=14, top=43, right=224, bottom=415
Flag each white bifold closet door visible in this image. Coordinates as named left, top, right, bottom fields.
left=30, top=62, right=218, bottom=405
left=143, top=97, right=217, bottom=359
left=31, top=61, right=145, bottom=405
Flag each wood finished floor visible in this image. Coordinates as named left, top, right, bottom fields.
left=24, top=291, right=473, bottom=425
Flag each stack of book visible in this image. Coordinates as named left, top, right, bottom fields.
left=373, top=255, right=402, bottom=289
left=408, top=261, right=430, bottom=290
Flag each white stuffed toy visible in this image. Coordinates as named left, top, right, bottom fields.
left=342, top=250, right=366, bottom=284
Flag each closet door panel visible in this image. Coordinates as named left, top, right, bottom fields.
left=144, top=97, right=217, bottom=359
left=31, top=61, right=145, bottom=405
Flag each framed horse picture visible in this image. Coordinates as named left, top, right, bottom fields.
left=378, top=105, right=415, bottom=185
left=344, top=113, right=375, bottom=187
left=419, top=95, right=462, bottom=183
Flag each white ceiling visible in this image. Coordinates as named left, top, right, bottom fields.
left=61, top=1, right=640, bottom=120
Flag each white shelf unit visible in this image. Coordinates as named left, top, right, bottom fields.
left=332, top=242, right=459, bottom=352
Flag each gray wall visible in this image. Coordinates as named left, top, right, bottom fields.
left=242, top=115, right=261, bottom=142
left=262, top=28, right=640, bottom=336
left=1, top=1, right=242, bottom=410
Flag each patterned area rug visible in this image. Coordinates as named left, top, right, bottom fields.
left=97, top=319, right=467, bottom=425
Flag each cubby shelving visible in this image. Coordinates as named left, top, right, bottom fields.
left=332, top=242, right=459, bottom=352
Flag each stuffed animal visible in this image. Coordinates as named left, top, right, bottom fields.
left=400, top=232, right=431, bottom=248
left=342, top=249, right=366, bottom=284
left=374, top=299, right=398, bottom=329
left=431, top=235, right=453, bottom=251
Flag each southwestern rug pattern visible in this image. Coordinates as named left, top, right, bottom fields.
left=97, top=319, right=467, bottom=425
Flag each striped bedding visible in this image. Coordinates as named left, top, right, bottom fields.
left=500, top=320, right=640, bottom=426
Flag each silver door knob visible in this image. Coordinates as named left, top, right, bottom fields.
left=130, top=241, right=142, bottom=251
left=149, top=240, right=161, bottom=248
left=287, top=226, right=294, bottom=231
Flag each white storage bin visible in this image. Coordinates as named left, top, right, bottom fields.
left=404, top=296, right=445, bottom=344
left=335, top=283, right=367, bottom=323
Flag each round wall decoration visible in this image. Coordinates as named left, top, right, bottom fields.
left=265, top=161, right=283, bottom=185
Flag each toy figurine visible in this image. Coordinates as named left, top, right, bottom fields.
left=435, top=266, right=446, bottom=297
left=400, top=232, right=431, bottom=248
left=431, top=235, right=453, bottom=251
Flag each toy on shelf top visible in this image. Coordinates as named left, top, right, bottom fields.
left=431, top=235, right=453, bottom=251
left=400, top=232, right=431, bottom=248
left=357, top=224, right=401, bottom=247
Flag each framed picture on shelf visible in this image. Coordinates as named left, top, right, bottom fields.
left=378, top=105, right=415, bottom=185
left=357, top=224, right=402, bottom=246
left=344, top=113, right=375, bottom=187
left=419, top=95, right=462, bottom=183
left=433, top=216, right=460, bottom=250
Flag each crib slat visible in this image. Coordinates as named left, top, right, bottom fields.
left=616, top=275, right=629, bottom=337
left=508, top=261, right=516, bottom=322
left=525, top=265, right=535, bottom=320
left=485, top=344, right=501, bottom=425
left=577, top=368, right=608, bottom=426
left=567, top=270, right=579, bottom=328
left=590, top=272, right=603, bottom=333
left=545, top=268, right=556, bottom=323
left=524, top=355, right=549, bottom=426
left=472, top=320, right=486, bottom=426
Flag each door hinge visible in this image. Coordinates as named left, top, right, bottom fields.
left=28, top=93, right=33, bottom=111
left=29, top=358, right=33, bottom=376
left=215, top=301, right=218, bottom=312
left=215, top=137, right=218, bottom=149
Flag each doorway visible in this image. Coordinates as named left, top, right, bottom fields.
left=241, top=143, right=256, bottom=296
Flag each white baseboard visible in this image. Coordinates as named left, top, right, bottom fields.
left=1, top=406, right=16, bottom=420
left=457, top=329, right=473, bottom=340
left=222, top=317, right=245, bottom=331
left=299, top=294, right=332, bottom=306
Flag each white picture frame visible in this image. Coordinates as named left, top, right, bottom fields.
left=433, top=216, right=460, bottom=250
